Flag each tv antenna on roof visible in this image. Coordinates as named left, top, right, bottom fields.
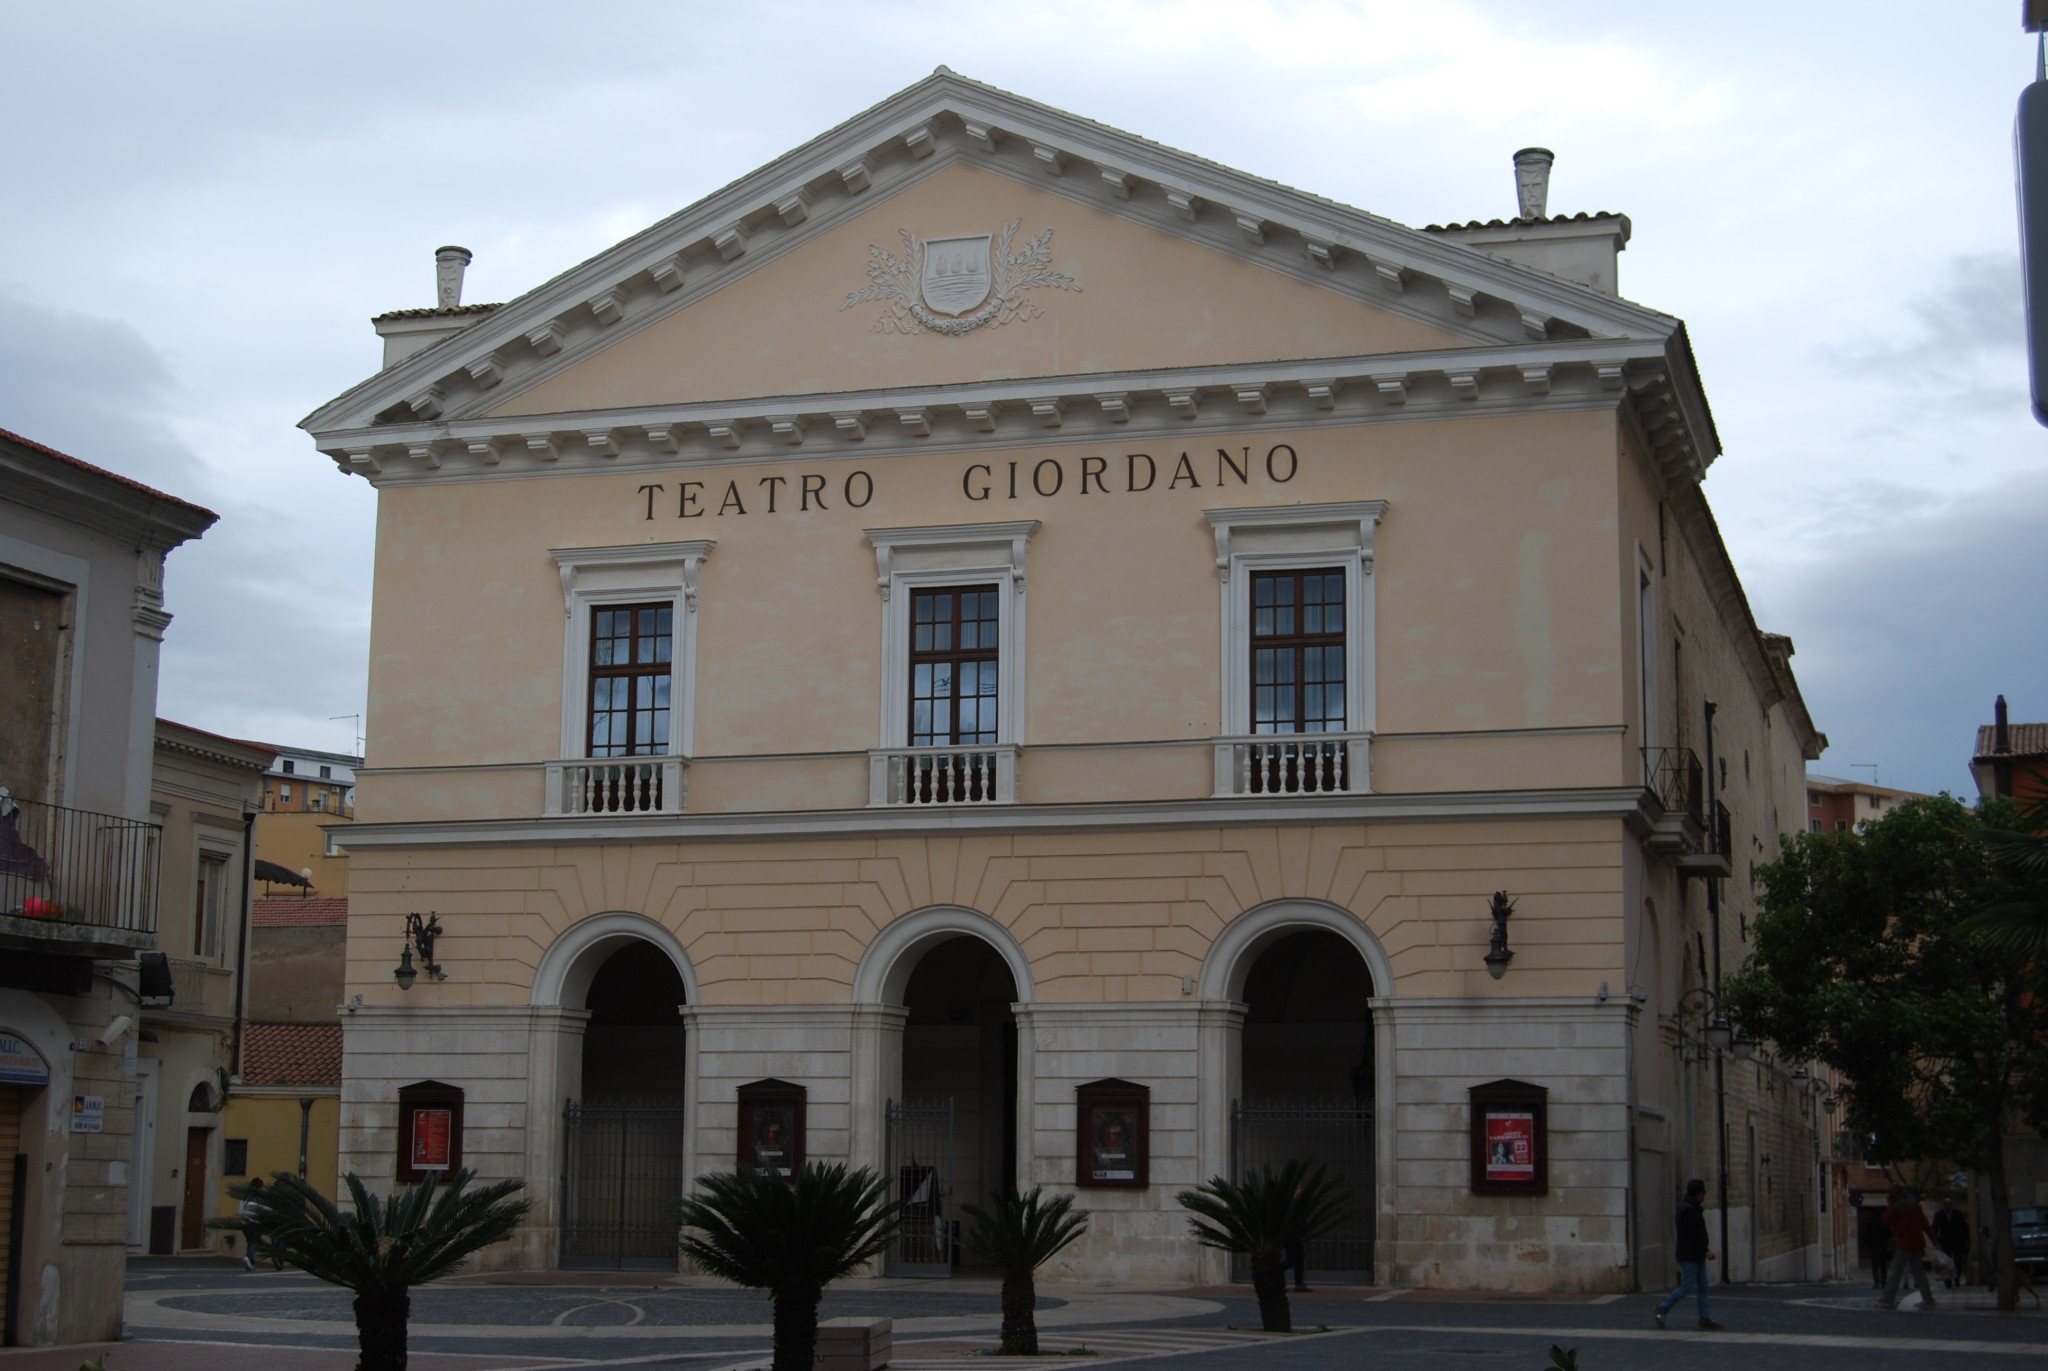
left=329, top=714, right=364, bottom=757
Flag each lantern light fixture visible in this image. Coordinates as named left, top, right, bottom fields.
left=393, top=911, right=445, bottom=990
left=1482, top=891, right=1516, bottom=981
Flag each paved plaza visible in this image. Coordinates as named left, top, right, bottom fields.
left=1, top=1261, right=2044, bottom=1371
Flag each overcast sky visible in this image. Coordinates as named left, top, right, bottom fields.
left=1, top=2, right=2039, bottom=795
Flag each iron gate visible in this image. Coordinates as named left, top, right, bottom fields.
left=1231, top=1097, right=1376, bottom=1281
left=560, top=1100, right=687, bottom=1270
left=884, top=1097, right=955, bottom=1276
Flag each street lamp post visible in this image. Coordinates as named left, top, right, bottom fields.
left=1667, top=985, right=1739, bottom=1284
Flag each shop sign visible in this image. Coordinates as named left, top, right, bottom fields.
left=71, top=1094, right=104, bottom=1133
left=0, top=1030, right=49, bottom=1085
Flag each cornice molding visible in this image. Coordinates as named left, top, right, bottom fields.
left=334, top=784, right=1659, bottom=850
left=301, top=71, right=1693, bottom=451
left=314, top=338, right=1700, bottom=489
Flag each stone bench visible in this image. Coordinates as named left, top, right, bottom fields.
left=816, top=1316, right=891, bottom=1371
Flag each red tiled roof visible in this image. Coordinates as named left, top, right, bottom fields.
left=253, top=895, right=349, bottom=926
left=0, top=426, right=216, bottom=518
left=240, top=1021, right=342, bottom=1086
left=1422, top=210, right=1630, bottom=232
left=371, top=303, right=503, bottom=322
left=1977, top=723, right=2048, bottom=760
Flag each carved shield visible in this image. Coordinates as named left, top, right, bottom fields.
left=920, top=234, right=993, bottom=316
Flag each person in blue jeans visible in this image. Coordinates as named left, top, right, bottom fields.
left=1654, top=1179, right=1725, bottom=1330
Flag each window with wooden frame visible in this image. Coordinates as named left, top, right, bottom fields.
left=908, top=585, right=1000, bottom=746
left=193, top=852, right=227, bottom=958
left=1250, top=569, right=1347, bottom=734
left=587, top=602, right=673, bottom=757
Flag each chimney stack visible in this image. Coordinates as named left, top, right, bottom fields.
left=435, top=246, right=473, bottom=309
left=1513, top=148, right=1554, bottom=220
left=1997, top=694, right=2011, bottom=753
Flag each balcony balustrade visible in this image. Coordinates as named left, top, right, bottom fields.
left=0, top=792, right=161, bottom=956
left=1212, top=733, right=1371, bottom=797
left=868, top=745, right=1017, bottom=807
left=543, top=757, right=689, bottom=817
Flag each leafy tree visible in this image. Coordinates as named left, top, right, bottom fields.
left=212, top=1169, right=528, bottom=1371
left=1175, top=1160, right=1351, bottom=1332
left=960, top=1186, right=1090, bottom=1354
left=1723, top=795, right=2048, bottom=1310
left=1958, top=788, right=2048, bottom=955
left=676, top=1163, right=898, bottom=1371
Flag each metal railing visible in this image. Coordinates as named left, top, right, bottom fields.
left=868, top=745, right=1017, bottom=806
left=1642, top=747, right=1705, bottom=824
left=543, top=757, right=688, bottom=817
left=0, top=793, right=160, bottom=934
left=1213, top=733, right=1370, bottom=797
left=1232, top=1096, right=1376, bottom=1279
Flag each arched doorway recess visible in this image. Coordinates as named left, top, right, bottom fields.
left=555, top=930, right=689, bottom=1270
left=1218, top=909, right=1382, bottom=1283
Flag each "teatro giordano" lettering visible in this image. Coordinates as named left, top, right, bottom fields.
left=634, top=446, right=1299, bottom=520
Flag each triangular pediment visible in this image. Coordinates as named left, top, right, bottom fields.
left=484, top=161, right=1476, bottom=417
left=304, top=69, right=1706, bottom=484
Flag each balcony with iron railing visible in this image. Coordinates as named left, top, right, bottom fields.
left=0, top=791, right=161, bottom=958
left=1640, top=748, right=1734, bottom=874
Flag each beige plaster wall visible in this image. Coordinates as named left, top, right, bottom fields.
left=362, top=410, right=1628, bottom=814
left=489, top=162, right=1472, bottom=415
left=342, top=818, right=1625, bottom=1009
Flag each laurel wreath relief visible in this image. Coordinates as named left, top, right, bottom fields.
left=839, top=219, right=1080, bottom=335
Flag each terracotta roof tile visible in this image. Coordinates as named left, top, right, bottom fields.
left=1421, top=210, right=1630, bottom=232
left=240, top=1020, right=342, bottom=1086
left=1976, top=723, right=2048, bottom=760
left=371, top=303, right=504, bottom=322
left=0, top=426, right=216, bottom=518
left=253, top=895, right=349, bottom=926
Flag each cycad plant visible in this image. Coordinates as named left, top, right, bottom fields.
left=1175, top=1160, right=1351, bottom=1333
left=677, top=1163, right=899, bottom=1371
left=211, top=1169, right=528, bottom=1371
left=960, top=1186, right=1090, bottom=1354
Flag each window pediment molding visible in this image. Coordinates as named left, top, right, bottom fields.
left=550, top=540, right=715, bottom=608
left=1203, top=501, right=1386, bottom=581
left=864, top=520, right=1038, bottom=599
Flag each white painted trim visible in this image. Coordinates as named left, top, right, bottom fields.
left=865, top=521, right=1037, bottom=749
left=851, top=904, right=1035, bottom=1005
left=549, top=541, right=713, bottom=761
left=1196, top=897, right=1396, bottom=1002
left=529, top=910, right=700, bottom=1008
left=1205, top=500, right=1385, bottom=741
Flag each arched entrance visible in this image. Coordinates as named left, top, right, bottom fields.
left=865, top=915, right=1023, bottom=1277
left=547, top=924, right=691, bottom=1270
left=1212, top=907, right=1383, bottom=1283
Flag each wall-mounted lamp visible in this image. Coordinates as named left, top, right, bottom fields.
left=1705, top=1015, right=1734, bottom=1053
left=1731, top=1032, right=1757, bottom=1062
left=393, top=911, right=445, bottom=990
left=1483, top=891, right=1516, bottom=980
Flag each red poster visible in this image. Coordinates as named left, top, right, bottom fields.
left=411, top=1107, right=452, bottom=1170
left=1484, top=1111, right=1535, bottom=1181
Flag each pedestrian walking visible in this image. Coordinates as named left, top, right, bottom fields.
left=1878, top=1187, right=1936, bottom=1309
left=237, top=1177, right=283, bottom=1272
left=1653, top=1179, right=1724, bottom=1331
left=1284, top=1182, right=1310, bottom=1292
left=1931, top=1198, right=1971, bottom=1289
left=1859, top=1203, right=1892, bottom=1289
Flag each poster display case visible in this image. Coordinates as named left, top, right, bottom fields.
left=1075, top=1078, right=1149, bottom=1189
left=737, top=1078, right=807, bottom=1179
left=397, top=1080, right=465, bottom=1182
left=1468, top=1078, right=1548, bottom=1196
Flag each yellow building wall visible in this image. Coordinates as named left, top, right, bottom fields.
left=256, top=809, right=354, bottom=896
left=218, top=1093, right=341, bottom=1216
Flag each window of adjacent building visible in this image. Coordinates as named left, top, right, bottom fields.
left=281, top=760, right=295, bottom=775
left=318, top=765, right=331, bottom=779
left=909, top=585, right=1000, bottom=746
left=1249, top=569, right=1346, bottom=734
left=224, top=1139, right=248, bottom=1175
left=278, top=783, right=291, bottom=804
left=587, top=602, right=673, bottom=757
left=194, top=853, right=228, bottom=958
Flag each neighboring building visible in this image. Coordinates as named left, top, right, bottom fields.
left=1804, top=774, right=1924, bottom=834
left=254, top=745, right=359, bottom=897
left=0, top=427, right=214, bottom=1344
left=139, top=721, right=272, bottom=1258
left=303, top=73, right=1827, bottom=1290
left=1973, top=696, right=2048, bottom=805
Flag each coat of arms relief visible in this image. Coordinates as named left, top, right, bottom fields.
left=841, top=219, right=1079, bottom=335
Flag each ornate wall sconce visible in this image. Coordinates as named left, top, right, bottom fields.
left=1483, top=891, right=1516, bottom=980
left=393, top=911, right=445, bottom=990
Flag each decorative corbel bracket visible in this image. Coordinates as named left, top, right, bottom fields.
left=713, top=225, right=748, bottom=261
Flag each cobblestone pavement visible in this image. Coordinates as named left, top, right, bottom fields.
left=0, top=1261, right=2041, bottom=1370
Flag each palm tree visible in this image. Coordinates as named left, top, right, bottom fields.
left=960, top=1186, right=1089, bottom=1354
left=677, top=1163, right=899, bottom=1371
left=1175, top=1160, right=1351, bottom=1333
left=1959, top=790, right=2048, bottom=954
left=212, top=1169, right=528, bottom=1371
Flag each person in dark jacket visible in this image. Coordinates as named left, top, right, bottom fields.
left=1879, top=1187, right=1936, bottom=1309
left=1654, top=1179, right=1723, bottom=1330
left=1931, top=1198, right=1971, bottom=1288
left=1860, top=1203, right=1893, bottom=1288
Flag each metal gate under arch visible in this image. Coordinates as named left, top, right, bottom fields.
left=560, top=1100, right=687, bottom=1270
left=1231, top=1097, right=1376, bottom=1281
left=884, top=1097, right=956, bottom=1277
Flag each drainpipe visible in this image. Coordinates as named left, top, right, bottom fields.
left=232, top=805, right=256, bottom=1078
left=1704, top=700, right=1730, bottom=1282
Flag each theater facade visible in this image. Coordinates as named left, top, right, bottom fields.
left=306, top=70, right=1826, bottom=1290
